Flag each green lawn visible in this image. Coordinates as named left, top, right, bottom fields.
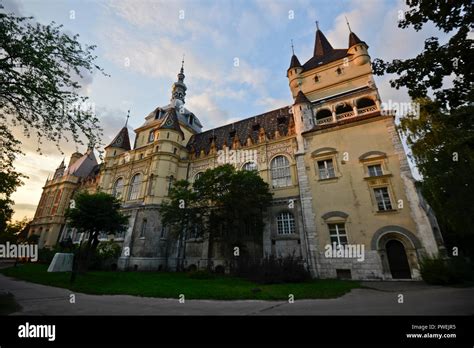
left=0, top=264, right=360, bottom=300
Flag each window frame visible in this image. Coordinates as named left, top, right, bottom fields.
left=317, top=158, right=336, bottom=180
left=373, top=186, right=393, bottom=211
left=128, top=173, right=142, bottom=200
left=270, top=155, right=292, bottom=188
left=242, top=161, right=258, bottom=172
left=276, top=211, right=296, bottom=235
left=328, top=223, right=348, bottom=246
left=112, top=177, right=125, bottom=199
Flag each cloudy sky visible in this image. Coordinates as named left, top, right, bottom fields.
left=3, top=0, right=446, bottom=220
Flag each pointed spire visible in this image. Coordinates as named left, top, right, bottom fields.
left=314, top=28, right=333, bottom=57
left=125, top=110, right=130, bottom=127
left=345, top=16, right=352, bottom=33
left=171, top=57, right=187, bottom=103
left=58, top=158, right=65, bottom=168
left=288, top=39, right=302, bottom=70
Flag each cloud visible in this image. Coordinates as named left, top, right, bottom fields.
left=186, top=93, right=229, bottom=130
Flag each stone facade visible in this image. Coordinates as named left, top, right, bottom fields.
left=29, top=25, right=443, bottom=280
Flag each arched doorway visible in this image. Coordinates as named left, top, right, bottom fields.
left=386, top=240, right=411, bottom=279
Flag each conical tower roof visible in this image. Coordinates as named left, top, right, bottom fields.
left=105, top=126, right=131, bottom=150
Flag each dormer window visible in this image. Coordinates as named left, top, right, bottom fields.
left=252, top=124, right=260, bottom=132
left=189, top=115, right=194, bottom=125
left=229, top=130, right=236, bottom=138
left=277, top=117, right=286, bottom=125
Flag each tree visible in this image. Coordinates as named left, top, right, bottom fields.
left=65, top=192, right=128, bottom=273
left=160, top=164, right=272, bottom=271
left=372, top=0, right=473, bottom=109
left=0, top=6, right=106, bottom=223
left=0, top=217, right=30, bottom=244
left=401, top=99, right=474, bottom=257
left=372, top=1, right=474, bottom=257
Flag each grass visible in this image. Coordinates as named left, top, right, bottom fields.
left=0, top=292, right=22, bottom=315
left=0, top=264, right=360, bottom=300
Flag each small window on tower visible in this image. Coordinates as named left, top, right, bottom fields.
left=148, top=130, right=154, bottom=143
left=314, top=75, right=320, bottom=83
left=336, top=67, right=343, bottom=75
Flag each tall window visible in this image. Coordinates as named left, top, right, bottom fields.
left=113, top=178, right=124, bottom=199
left=317, top=159, right=335, bottom=179
left=328, top=223, right=348, bottom=245
left=128, top=174, right=142, bottom=200
left=140, top=219, right=147, bottom=238
left=148, top=130, right=154, bottom=143
left=374, top=187, right=393, bottom=211
left=368, top=164, right=383, bottom=177
left=194, top=172, right=203, bottom=181
left=276, top=212, right=295, bottom=235
left=271, top=155, right=291, bottom=188
left=242, top=161, right=257, bottom=171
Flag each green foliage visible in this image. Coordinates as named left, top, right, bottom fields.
left=420, top=255, right=474, bottom=285
left=65, top=192, right=127, bottom=271
left=0, top=5, right=107, bottom=225
left=160, top=164, right=273, bottom=266
left=0, top=217, right=30, bottom=243
left=399, top=99, right=474, bottom=257
left=372, top=0, right=473, bottom=108
left=66, top=192, right=128, bottom=237
left=89, top=241, right=121, bottom=271
left=235, top=254, right=311, bottom=284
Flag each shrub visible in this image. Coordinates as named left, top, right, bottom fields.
left=89, top=241, right=121, bottom=271
left=234, top=254, right=311, bottom=284
left=420, top=254, right=474, bottom=285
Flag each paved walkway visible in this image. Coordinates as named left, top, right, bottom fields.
left=1, top=274, right=473, bottom=315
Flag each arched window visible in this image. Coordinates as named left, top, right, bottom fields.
left=277, top=212, right=295, bottom=234
left=315, top=109, right=332, bottom=121
left=128, top=174, right=142, bottom=200
left=356, top=97, right=376, bottom=109
left=271, top=155, right=291, bottom=188
left=194, top=172, right=203, bottom=181
left=113, top=178, right=124, bottom=199
left=335, top=103, right=352, bottom=115
left=242, top=161, right=257, bottom=171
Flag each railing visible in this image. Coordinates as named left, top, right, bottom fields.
left=358, top=105, right=377, bottom=115
left=316, top=116, right=333, bottom=125
left=336, top=111, right=355, bottom=121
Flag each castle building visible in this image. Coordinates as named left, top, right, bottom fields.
left=29, top=25, right=444, bottom=280
left=28, top=150, right=100, bottom=248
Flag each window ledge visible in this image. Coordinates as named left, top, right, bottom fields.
left=376, top=209, right=398, bottom=214
left=317, top=176, right=339, bottom=183
left=274, top=234, right=299, bottom=240
left=364, top=173, right=392, bottom=180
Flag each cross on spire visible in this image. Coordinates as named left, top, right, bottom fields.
left=315, top=20, right=319, bottom=31
left=125, top=109, right=130, bottom=127
left=291, top=39, right=295, bottom=55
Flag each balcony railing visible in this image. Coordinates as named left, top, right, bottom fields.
left=336, top=110, right=355, bottom=121
left=316, top=116, right=333, bottom=125
left=358, top=105, right=377, bottom=115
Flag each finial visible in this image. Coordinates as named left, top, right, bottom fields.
left=181, top=53, right=185, bottom=72
left=125, top=110, right=130, bottom=127
left=291, top=39, right=295, bottom=55
left=315, top=20, right=319, bottom=31
left=345, top=16, right=352, bottom=33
